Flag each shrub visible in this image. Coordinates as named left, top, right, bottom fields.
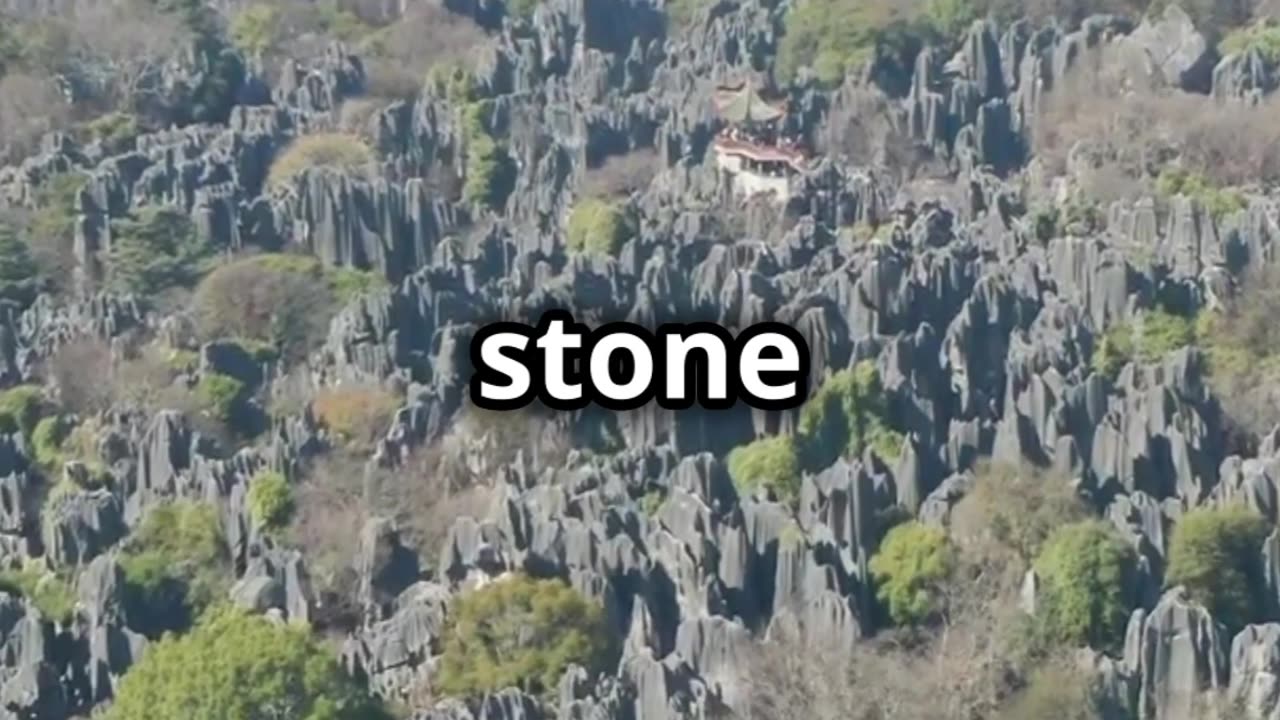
left=1092, top=309, right=1195, bottom=378
left=462, top=134, right=515, bottom=210
left=798, top=361, right=902, bottom=468
left=437, top=575, right=612, bottom=698
left=566, top=199, right=632, bottom=256
left=82, top=111, right=139, bottom=154
left=230, top=4, right=282, bottom=58
left=312, top=385, right=400, bottom=451
left=193, top=253, right=345, bottom=362
left=1033, top=521, right=1136, bottom=652
left=0, top=563, right=76, bottom=623
left=507, top=0, right=538, bottom=19
left=777, top=0, right=958, bottom=86
left=1221, top=20, right=1280, bottom=63
left=31, top=415, right=72, bottom=471
left=105, top=606, right=386, bottom=720
left=950, top=462, right=1089, bottom=561
left=247, top=471, right=294, bottom=531
left=1156, top=168, right=1248, bottom=221
left=1166, top=506, right=1271, bottom=631
left=119, top=502, right=230, bottom=635
left=26, top=171, right=87, bottom=291
left=868, top=521, right=953, bottom=626
left=107, top=206, right=213, bottom=296
left=0, top=220, right=39, bottom=304
left=727, top=435, right=801, bottom=505
left=0, top=385, right=46, bottom=436
left=267, top=132, right=375, bottom=188
left=999, top=661, right=1105, bottom=720
left=197, top=372, right=248, bottom=424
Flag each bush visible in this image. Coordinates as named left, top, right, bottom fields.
left=193, top=253, right=346, bottom=362
left=463, top=133, right=515, bottom=210
left=230, top=4, right=282, bottom=58
left=107, top=206, right=214, bottom=296
left=950, top=462, right=1089, bottom=561
left=1033, top=521, right=1136, bottom=652
left=267, top=132, right=375, bottom=188
left=798, top=361, right=902, bottom=468
left=0, top=385, right=46, bottom=437
left=197, top=372, right=248, bottom=424
left=1221, top=20, right=1280, bottom=63
left=437, top=575, right=612, bottom=698
left=25, top=171, right=87, bottom=292
left=119, top=502, right=230, bottom=635
left=31, top=415, right=72, bottom=471
left=1092, top=309, right=1195, bottom=378
left=777, top=0, right=956, bottom=86
left=1166, top=506, right=1271, bottom=631
left=247, top=471, right=294, bottom=531
left=0, top=563, right=76, bottom=623
left=0, top=220, right=39, bottom=304
left=105, top=606, right=386, bottom=720
left=999, top=662, right=1105, bottom=720
left=1156, top=168, right=1248, bottom=221
left=82, top=111, right=139, bottom=154
left=566, top=199, right=632, bottom=256
left=727, top=435, right=801, bottom=505
left=312, top=385, right=401, bottom=451
left=868, top=521, right=953, bottom=626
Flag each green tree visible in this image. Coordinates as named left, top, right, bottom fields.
left=566, top=199, right=632, bottom=256
left=1166, top=506, right=1271, bottom=631
left=868, top=521, right=953, bottom=626
left=107, top=207, right=213, bottom=296
left=727, top=435, right=801, bottom=505
left=1033, top=521, right=1136, bottom=652
left=437, top=575, right=612, bottom=698
left=798, top=361, right=902, bottom=468
left=0, top=220, right=39, bottom=304
left=230, top=4, right=282, bottom=59
left=0, top=385, right=46, bottom=437
left=119, top=502, right=231, bottom=635
left=197, top=372, right=248, bottom=423
left=248, top=471, right=294, bottom=531
left=777, top=0, right=946, bottom=86
left=463, top=135, right=515, bottom=210
left=105, top=606, right=386, bottom=720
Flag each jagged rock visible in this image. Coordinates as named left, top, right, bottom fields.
left=1229, top=623, right=1280, bottom=720
left=1133, top=587, right=1228, bottom=720
left=357, top=518, right=423, bottom=619
left=42, top=489, right=127, bottom=568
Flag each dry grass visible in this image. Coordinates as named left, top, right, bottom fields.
left=583, top=150, right=661, bottom=198
left=311, top=384, right=401, bottom=452
left=266, top=132, right=376, bottom=189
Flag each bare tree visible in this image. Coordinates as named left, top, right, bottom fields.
left=0, top=72, right=70, bottom=163
left=64, top=0, right=191, bottom=112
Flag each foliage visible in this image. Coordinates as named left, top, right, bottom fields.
left=105, top=605, right=386, bottom=720
left=507, top=0, right=539, bottom=19
left=0, top=385, right=46, bottom=437
left=798, top=361, right=903, bottom=467
left=427, top=63, right=478, bottom=103
left=267, top=132, right=376, bottom=188
left=1033, top=521, right=1136, bottom=652
left=1092, top=309, right=1196, bottom=378
left=311, top=385, right=401, bottom=451
left=640, top=489, right=665, bottom=517
left=727, top=435, right=801, bottom=505
left=119, top=502, right=230, bottom=635
left=1156, top=168, right=1248, bottom=221
left=1221, top=20, right=1280, bottom=64
left=999, top=662, right=1105, bottom=720
left=951, top=462, right=1089, bottom=561
left=196, top=372, right=248, bottom=424
left=436, top=575, right=612, bottom=698
left=193, top=253, right=374, bottom=362
left=83, top=112, right=140, bottom=154
left=1166, top=506, right=1271, bottom=631
left=868, top=521, right=953, bottom=626
left=107, top=206, right=213, bottom=296
left=777, top=0, right=965, bottom=86
left=566, top=199, right=632, bottom=256
left=0, top=563, right=76, bottom=623
left=463, top=132, right=515, bottom=211
left=230, top=4, right=282, bottom=58
left=24, top=171, right=87, bottom=291
left=248, top=471, right=294, bottom=531
left=0, top=220, right=39, bottom=304
left=31, top=415, right=73, bottom=471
